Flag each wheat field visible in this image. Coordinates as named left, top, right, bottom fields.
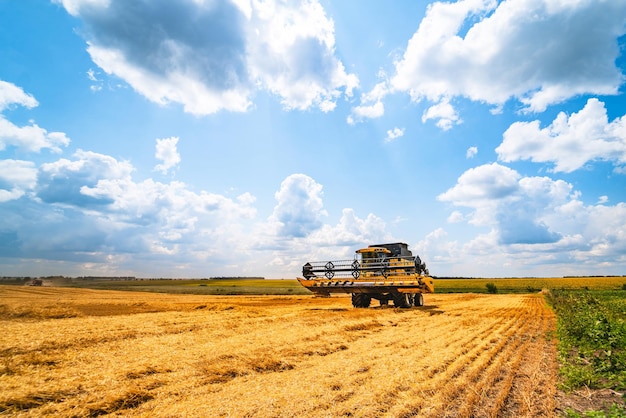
left=0, top=286, right=557, bottom=417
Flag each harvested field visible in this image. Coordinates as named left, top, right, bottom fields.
left=0, top=286, right=557, bottom=417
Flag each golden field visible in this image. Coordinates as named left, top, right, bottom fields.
left=0, top=286, right=557, bottom=417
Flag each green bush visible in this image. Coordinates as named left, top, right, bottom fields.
left=485, top=283, right=498, bottom=294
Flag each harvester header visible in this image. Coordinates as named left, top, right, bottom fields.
left=297, top=242, right=434, bottom=308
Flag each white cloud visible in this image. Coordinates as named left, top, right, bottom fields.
left=0, top=149, right=260, bottom=276
left=0, top=81, right=70, bottom=153
left=269, top=173, right=327, bottom=238
left=154, top=136, right=181, bottom=175
left=54, top=0, right=111, bottom=16
left=58, top=0, right=358, bottom=115
left=384, top=127, right=405, bottom=142
left=412, top=227, right=461, bottom=269
left=347, top=81, right=389, bottom=124
left=86, top=68, right=103, bottom=91
left=0, top=80, right=38, bottom=111
left=438, top=162, right=521, bottom=211
left=433, top=162, right=626, bottom=276
left=0, top=160, right=37, bottom=202
left=41, top=149, right=133, bottom=181
left=347, top=101, right=384, bottom=124
left=496, top=98, right=626, bottom=173
left=255, top=205, right=392, bottom=274
left=466, top=146, right=478, bottom=159
left=86, top=68, right=97, bottom=81
left=438, top=162, right=570, bottom=242
left=421, top=98, right=462, bottom=130
left=37, top=150, right=134, bottom=207
left=447, top=211, right=464, bottom=223
left=87, top=43, right=253, bottom=115
left=0, top=118, right=71, bottom=154
left=0, top=155, right=402, bottom=277
left=247, top=0, right=358, bottom=112
left=391, top=0, right=626, bottom=113
left=308, top=208, right=390, bottom=247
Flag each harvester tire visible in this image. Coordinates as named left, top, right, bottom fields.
left=414, top=293, right=424, bottom=307
left=351, top=293, right=371, bottom=308
left=393, top=293, right=412, bottom=308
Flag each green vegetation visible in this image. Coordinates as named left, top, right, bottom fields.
left=434, top=277, right=626, bottom=293
left=4, top=275, right=624, bottom=295
left=547, top=290, right=626, bottom=391
left=485, top=282, right=498, bottom=294
left=564, top=404, right=626, bottom=418
left=62, top=278, right=311, bottom=295
left=547, top=289, right=626, bottom=415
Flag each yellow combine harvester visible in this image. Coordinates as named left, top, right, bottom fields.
left=297, top=242, right=434, bottom=308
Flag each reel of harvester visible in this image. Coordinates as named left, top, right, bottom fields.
left=302, top=256, right=426, bottom=280
left=298, top=243, right=434, bottom=308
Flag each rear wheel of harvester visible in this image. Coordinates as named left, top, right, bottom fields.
left=414, top=293, right=424, bottom=307
left=351, top=293, right=371, bottom=308
left=393, top=293, right=413, bottom=308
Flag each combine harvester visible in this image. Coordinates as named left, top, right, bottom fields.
left=297, top=242, right=434, bottom=308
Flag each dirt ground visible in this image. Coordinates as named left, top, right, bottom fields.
left=1, top=286, right=561, bottom=417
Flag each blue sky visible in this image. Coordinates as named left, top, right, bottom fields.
left=0, top=0, right=625, bottom=278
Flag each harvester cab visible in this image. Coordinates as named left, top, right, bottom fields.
left=298, top=242, right=434, bottom=308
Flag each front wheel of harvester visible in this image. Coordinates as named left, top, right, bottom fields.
left=393, top=293, right=412, bottom=308
left=351, top=293, right=371, bottom=308
left=413, top=293, right=424, bottom=307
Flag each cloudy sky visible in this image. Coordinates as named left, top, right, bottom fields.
left=1, top=0, right=625, bottom=278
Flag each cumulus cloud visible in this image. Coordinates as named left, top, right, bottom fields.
left=421, top=98, right=461, bottom=130
left=247, top=0, right=358, bottom=111
left=466, top=146, right=478, bottom=159
left=38, top=150, right=132, bottom=207
left=0, top=160, right=37, bottom=202
left=496, top=98, right=626, bottom=172
left=384, top=127, right=405, bottom=142
left=347, top=81, right=388, bottom=123
left=434, top=162, right=626, bottom=275
left=347, top=101, right=384, bottom=125
left=307, top=208, right=389, bottom=247
left=0, top=148, right=260, bottom=276
left=0, top=155, right=400, bottom=277
left=0, top=81, right=70, bottom=153
left=438, top=163, right=569, bottom=244
left=56, top=0, right=357, bottom=115
left=269, top=173, right=327, bottom=238
left=447, top=211, right=464, bottom=223
left=390, top=0, right=626, bottom=113
left=154, top=136, right=181, bottom=174
left=0, top=80, right=38, bottom=111
left=256, top=203, right=391, bottom=273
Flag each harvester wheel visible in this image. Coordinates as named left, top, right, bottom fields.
left=414, top=293, right=424, bottom=307
left=393, top=293, right=412, bottom=308
left=351, top=293, right=371, bottom=308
